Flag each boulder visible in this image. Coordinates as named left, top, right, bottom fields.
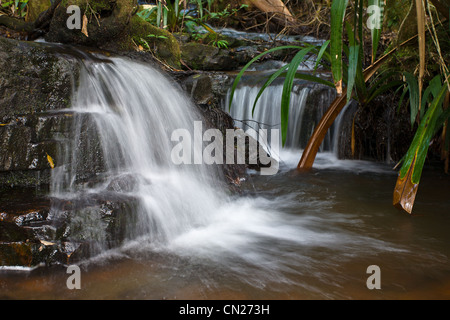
left=26, top=0, right=52, bottom=23
left=0, top=37, right=78, bottom=187
left=180, top=42, right=239, bottom=71
left=45, top=0, right=181, bottom=68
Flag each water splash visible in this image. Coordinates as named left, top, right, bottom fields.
left=49, top=57, right=403, bottom=288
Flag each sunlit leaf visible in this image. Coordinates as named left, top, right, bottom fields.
left=330, top=0, right=348, bottom=93
left=347, top=44, right=359, bottom=102
left=46, top=153, right=55, bottom=169
left=394, top=83, right=448, bottom=213
left=81, top=14, right=88, bottom=37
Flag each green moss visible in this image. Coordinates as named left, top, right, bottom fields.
left=128, top=15, right=181, bottom=68
left=26, top=0, right=52, bottom=22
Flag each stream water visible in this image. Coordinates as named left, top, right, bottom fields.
left=1, top=55, right=450, bottom=300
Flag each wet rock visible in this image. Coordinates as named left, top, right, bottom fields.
left=0, top=37, right=77, bottom=118
left=0, top=37, right=79, bottom=187
left=291, top=82, right=337, bottom=150
left=46, top=0, right=137, bottom=47
left=106, top=174, right=140, bottom=193
left=180, top=42, right=239, bottom=71
left=0, top=187, right=140, bottom=267
left=26, top=0, right=52, bottom=23
left=45, top=1, right=181, bottom=68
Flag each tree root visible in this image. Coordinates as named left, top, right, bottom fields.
left=0, top=0, right=62, bottom=40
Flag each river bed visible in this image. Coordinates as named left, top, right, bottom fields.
left=1, top=151, right=449, bottom=300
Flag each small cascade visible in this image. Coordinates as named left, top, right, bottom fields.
left=225, top=81, right=338, bottom=153
left=50, top=57, right=226, bottom=255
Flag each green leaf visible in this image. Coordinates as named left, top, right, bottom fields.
left=313, top=40, right=330, bottom=73
left=175, top=0, right=179, bottom=18
left=347, top=44, right=360, bottom=102
left=281, top=46, right=317, bottom=146
left=156, top=2, right=162, bottom=28
left=399, top=84, right=448, bottom=184
left=344, top=21, right=364, bottom=99
left=421, top=75, right=443, bottom=118
left=293, top=73, right=334, bottom=88
left=330, top=0, right=349, bottom=91
left=228, top=45, right=303, bottom=111
left=252, top=64, right=290, bottom=116
left=366, top=80, right=404, bottom=104
left=368, top=0, right=385, bottom=63
left=404, top=72, right=420, bottom=126
left=397, top=85, right=408, bottom=113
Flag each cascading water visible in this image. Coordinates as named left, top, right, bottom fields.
left=49, top=55, right=403, bottom=289
left=224, top=80, right=340, bottom=162
left=51, top=57, right=227, bottom=250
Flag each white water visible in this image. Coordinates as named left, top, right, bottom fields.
left=224, top=82, right=339, bottom=153
left=50, top=57, right=402, bottom=287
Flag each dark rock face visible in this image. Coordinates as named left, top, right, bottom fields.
left=0, top=37, right=76, bottom=118
left=0, top=187, right=140, bottom=266
left=45, top=1, right=181, bottom=68
left=46, top=0, right=136, bottom=47
left=0, top=36, right=245, bottom=267
left=0, top=37, right=78, bottom=186
left=180, top=42, right=239, bottom=71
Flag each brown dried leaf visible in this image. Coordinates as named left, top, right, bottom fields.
left=393, top=155, right=419, bottom=214
left=81, top=14, right=89, bottom=37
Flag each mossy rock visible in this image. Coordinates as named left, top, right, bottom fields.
left=45, top=0, right=181, bottom=68
left=25, top=0, right=52, bottom=22
left=126, top=15, right=181, bottom=68
left=180, top=42, right=238, bottom=71
left=46, top=0, right=136, bottom=46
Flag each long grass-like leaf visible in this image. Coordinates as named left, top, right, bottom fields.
left=366, top=80, right=404, bottom=104
left=367, top=70, right=400, bottom=98
left=368, top=0, right=385, bottom=63
left=293, top=73, right=334, bottom=87
left=394, top=83, right=448, bottom=213
left=313, top=40, right=331, bottom=73
left=281, top=46, right=317, bottom=145
left=345, top=20, right=366, bottom=101
left=397, top=85, right=408, bottom=113
left=156, top=1, right=162, bottom=28
left=416, top=0, right=426, bottom=110
left=252, top=64, right=290, bottom=116
left=347, top=44, right=359, bottom=102
left=228, top=45, right=302, bottom=111
left=404, top=72, right=420, bottom=126
left=421, top=75, right=442, bottom=118
left=330, top=0, right=349, bottom=95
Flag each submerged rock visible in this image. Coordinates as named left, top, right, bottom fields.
left=0, top=187, right=139, bottom=267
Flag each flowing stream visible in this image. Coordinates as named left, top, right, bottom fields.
left=1, top=56, right=450, bottom=299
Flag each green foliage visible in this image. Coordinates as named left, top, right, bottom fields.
left=137, top=1, right=247, bottom=44
left=211, top=39, right=228, bottom=48
left=330, top=0, right=348, bottom=91
left=228, top=0, right=400, bottom=146
left=0, top=0, right=28, bottom=18
left=399, top=76, right=449, bottom=184
left=228, top=42, right=335, bottom=145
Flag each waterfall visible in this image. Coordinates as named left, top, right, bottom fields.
left=51, top=57, right=226, bottom=252
left=225, top=82, right=338, bottom=153
left=45, top=54, right=399, bottom=288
